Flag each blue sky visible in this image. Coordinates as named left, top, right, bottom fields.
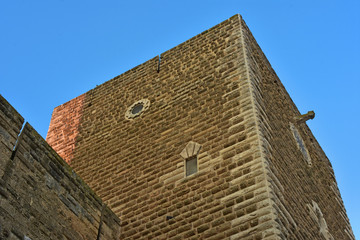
left=1, top=0, right=359, bottom=237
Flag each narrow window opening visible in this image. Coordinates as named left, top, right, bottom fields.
left=290, top=123, right=312, bottom=166
left=186, top=156, right=198, bottom=176
left=180, top=141, right=201, bottom=177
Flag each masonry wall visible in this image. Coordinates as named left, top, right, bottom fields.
left=46, top=14, right=354, bottom=240
left=0, top=95, right=120, bottom=240
left=46, top=94, right=86, bottom=164
left=0, top=95, right=24, bottom=178
left=47, top=15, right=281, bottom=239
left=240, top=18, right=355, bottom=239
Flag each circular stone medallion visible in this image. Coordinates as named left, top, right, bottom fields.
left=125, top=99, right=150, bottom=120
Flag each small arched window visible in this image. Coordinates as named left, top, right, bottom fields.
left=180, top=141, right=202, bottom=177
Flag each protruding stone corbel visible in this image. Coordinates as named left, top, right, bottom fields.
left=293, top=111, right=315, bottom=124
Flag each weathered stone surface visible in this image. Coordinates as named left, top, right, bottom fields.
left=0, top=95, right=24, bottom=179
left=0, top=95, right=120, bottom=239
left=40, top=13, right=356, bottom=240
left=240, top=16, right=355, bottom=239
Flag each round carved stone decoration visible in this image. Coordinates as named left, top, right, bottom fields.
left=125, top=99, right=150, bottom=120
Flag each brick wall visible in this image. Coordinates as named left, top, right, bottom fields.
left=0, top=94, right=120, bottom=239
left=46, top=14, right=354, bottom=239
left=46, top=94, right=86, bottom=164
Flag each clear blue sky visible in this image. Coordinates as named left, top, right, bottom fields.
left=1, top=0, right=359, bottom=237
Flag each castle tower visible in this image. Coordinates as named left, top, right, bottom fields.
left=47, top=14, right=354, bottom=239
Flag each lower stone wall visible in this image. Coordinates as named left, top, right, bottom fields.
left=0, top=95, right=24, bottom=178
left=0, top=94, right=120, bottom=240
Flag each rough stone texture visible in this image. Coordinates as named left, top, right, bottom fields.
left=0, top=94, right=120, bottom=239
left=240, top=17, right=355, bottom=239
left=46, top=14, right=354, bottom=239
left=0, top=95, right=24, bottom=178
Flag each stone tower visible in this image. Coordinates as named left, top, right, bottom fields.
left=47, top=14, right=354, bottom=239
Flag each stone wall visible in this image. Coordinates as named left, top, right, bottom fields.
left=48, top=15, right=280, bottom=239
left=0, top=95, right=120, bottom=239
left=46, top=14, right=354, bottom=240
left=240, top=17, right=355, bottom=239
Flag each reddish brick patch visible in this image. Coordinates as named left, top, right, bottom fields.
left=46, top=94, right=85, bottom=163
